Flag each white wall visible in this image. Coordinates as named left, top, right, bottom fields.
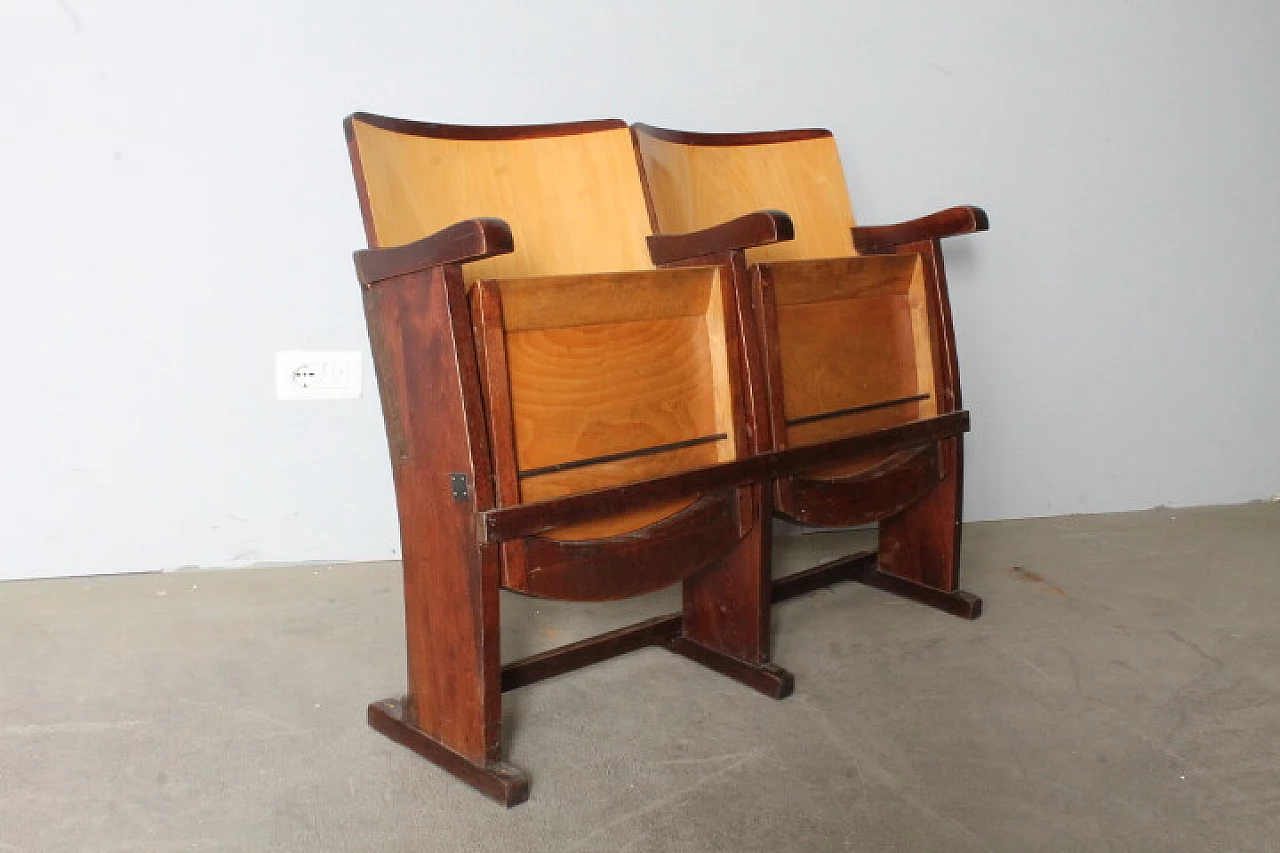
left=2, top=1, right=1277, bottom=580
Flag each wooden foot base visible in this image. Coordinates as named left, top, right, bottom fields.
left=665, top=636, right=795, bottom=698
left=367, top=698, right=530, bottom=807
left=771, top=550, right=982, bottom=620
left=854, top=568, right=982, bottom=619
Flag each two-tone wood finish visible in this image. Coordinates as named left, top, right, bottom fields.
left=360, top=259, right=517, bottom=800
left=633, top=122, right=988, bottom=618
left=346, top=114, right=800, bottom=804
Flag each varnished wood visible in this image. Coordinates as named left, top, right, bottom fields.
left=771, top=551, right=877, bottom=603
left=681, top=484, right=772, bottom=663
left=633, top=124, right=856, bottom=264
left=855, top=559, right=982, bottom=619
left=765, top=256, right=937, bottom=443
left=784, top=445, right=942, bottom=529
left=473, top=265, right=740, bottom=541
left=632, top=123, right=834, bottom=146
left=355, top=218, right=513, bottom=287
left=480, top=412, right=970, bottom=543
left=347, top=115, right=654, bottom=282
left=634, top=122, right=987, bottom=620
left=498, top=550, right=883, bottom=696
left=500, top=614, right=682, bottom=692
left=349, top=115, right=801, bottom=802
left=508, top=491, right=743, bottom=601
left=349, top=115, right=990, bottom=804
left=670, top=247, right=778, bottom=669
left=368, top=699, right=530, bottom=807
left=852, top=206, right=989, bottom=254
left=665, top=636, right=794, bottom=698
left=488, top=267, right=718, bottom=331
left=349, top=113, right=627, bottom=141
left=646, top=209, right=794, bottom=266
left=362, top=263, right=501, bottom=764
left=516, top=433, right=728, bottom=480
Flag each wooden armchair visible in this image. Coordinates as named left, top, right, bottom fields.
left=633, top=123, right=987, bottom=620
left=344, top=115, right=800, bottom=804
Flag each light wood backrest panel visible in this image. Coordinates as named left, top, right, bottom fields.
left=482, top=267, right=737, bottom=540
left=635, top=128, right=857, bottom=264
left=767, top=255, right=937, bottom=452
left=348, top=117, right=655, bottom=282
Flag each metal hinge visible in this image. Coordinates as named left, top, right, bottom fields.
left=449, top=473, right=470, bottom=502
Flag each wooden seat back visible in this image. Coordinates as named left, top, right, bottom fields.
left=634, top=124, right=942, bottom=483
left=346, top=115, right=655, bottom=282
left=633, top=125, right=857, bottom=264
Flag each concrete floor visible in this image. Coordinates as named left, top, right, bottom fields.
left=2, top=503, right=1278, bottom=852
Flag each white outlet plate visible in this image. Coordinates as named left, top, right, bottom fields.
left=275, top=351, right=362, bottom=400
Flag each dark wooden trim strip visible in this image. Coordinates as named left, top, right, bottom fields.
left=347, top=112, right=627, bottom=142
left=481, top=411, right=969, bottom=543
left=646, top=210, right=794, bottom=266
left=367, top=699, right=530, bottom=807
left=852, top=207, right=989, bottom=254
left=500, top=614, right=682, bottom=692
left=354, top=219, right=514, bottom=286
left=785, top=394, right=931, bottom=428
left=664, top=637, right=794, bottom=698
left=772, top=551, right=878, bottom=602
left=344, top=118, right=379, bottom=248
left=517, top=433, right=728, bottom=480
left=632, top=123, right=833, bottom=147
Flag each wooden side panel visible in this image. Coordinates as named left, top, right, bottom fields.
left=349, top=121, right=654, bottom=281
left=635, top=133, right=856, bottom=264
left=362, top=264, right=501, bottom=764
left=875, top=238, right=966, bottom=591
left=879, top=438, right=963, bottom=590
left=678, top=250, right=774, bottom=668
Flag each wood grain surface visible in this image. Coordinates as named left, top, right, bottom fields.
left=474, top=268, right=739, bottom=540
left=348, top=119, right=653, bottom=283
left=760, top=254, right=936, bottom=477
left=635, top=127, right=856, bottom=263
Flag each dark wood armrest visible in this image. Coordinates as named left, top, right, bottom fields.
left=851, top=206, right=988, bottom=254
left=646, top=210, right=794, bottom=266
left=354, top=218, right=514, bottom=287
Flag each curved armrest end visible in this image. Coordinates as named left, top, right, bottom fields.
left=852, top=206, right=988, bottom=254
left=648, top=209, right=794, bottom=266
left=355, top=217, right=514, bottom=287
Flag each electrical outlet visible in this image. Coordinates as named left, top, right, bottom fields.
left=275, top=351, right=362, bottom=400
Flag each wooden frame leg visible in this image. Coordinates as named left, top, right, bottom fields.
left=874, top=438, right=982, bottom=619
left=674, top=486, right=794, bottom=698
left=368, top=534, right=531, bottom=807
left=362, top=265, right=529, bottom=806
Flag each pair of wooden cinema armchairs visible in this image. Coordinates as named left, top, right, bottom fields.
left=344, top=113, right=988, bottom=806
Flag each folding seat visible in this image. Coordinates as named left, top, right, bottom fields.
left=344, top=115, right=800, bottom=804
left=633, top=123, right=987, bottom=619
